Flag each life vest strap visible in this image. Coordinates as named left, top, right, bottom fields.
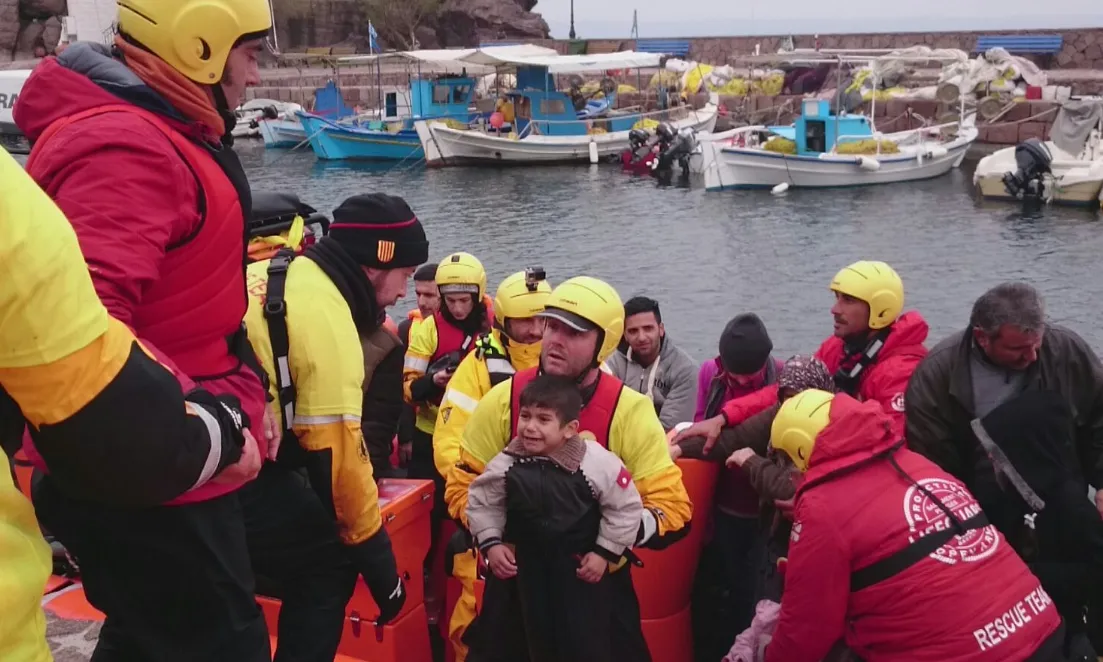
left=264, top=248, right=297, bottom=435
left=850, top=511, right=989, bottom=592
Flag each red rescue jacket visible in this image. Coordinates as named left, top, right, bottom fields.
left=16, top=55, right=268, bottom=503
left=720, top=311, right=929, bottom=437
left=765, top=396, right=1061, bottom=662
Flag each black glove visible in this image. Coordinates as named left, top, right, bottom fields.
left=349, top=528, right=406, bottom=625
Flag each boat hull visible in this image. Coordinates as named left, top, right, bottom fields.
left=701, top=127, right=977, bottom=191
left=299, top=115, right=423, bottom=161
left=259, top=118, right=307, bottom=149
left=416, top=105, right=719, bottom=166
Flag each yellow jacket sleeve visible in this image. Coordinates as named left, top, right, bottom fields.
left=403, top=316, right=437, bottom=404
left=0, top=452, right=51, bottom=662
left=433, top=350, right=492, bottom=478
left=444, top=379, right=513, bottom=526
left=0, top=148, right=251, bottom=505
left=609, top=389, right=694, bottom=541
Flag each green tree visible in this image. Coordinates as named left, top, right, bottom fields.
left=359, top=0, right=441, bottom=50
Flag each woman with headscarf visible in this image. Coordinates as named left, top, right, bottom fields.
left=973, top=390, right=1103, bottom=660
left=676, top=355, right=837, bottom=602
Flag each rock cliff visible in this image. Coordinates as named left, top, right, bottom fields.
left=1, top=0, right=65, bottom=62
left=275, top=0, right=548, bottom=51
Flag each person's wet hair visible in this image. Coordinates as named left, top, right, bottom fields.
left=519, top=374, right=582, bottom=425
left=414, top=263, right=437, bottom=282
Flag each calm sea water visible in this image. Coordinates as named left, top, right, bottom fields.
left=242, top=141, right=1103, bottom=360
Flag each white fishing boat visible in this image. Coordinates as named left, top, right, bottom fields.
left=414, top=50, right=719, bottom=166
left=698, top=106, right=977, bottom=191
left=697, top=49, right=977, bottom=191
left=973, top=99, right=1103, bottom=207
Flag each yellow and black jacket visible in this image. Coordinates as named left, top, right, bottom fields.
left=244, top=253, right=387, bottom=546
left=0, top=147, right=252, bottom=662
left=434, top=330, right=534, bottom=486
left=445, top=373, right=693, bottom=548
left=243, top=240, right=405, bottom=601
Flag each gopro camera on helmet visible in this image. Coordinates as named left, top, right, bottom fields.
left=524, top=267, right=547, bottom=292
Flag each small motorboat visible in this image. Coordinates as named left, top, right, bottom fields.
left=234, top=99, right=303, bottom=139
left=973, top=99, right=1103, bottom=207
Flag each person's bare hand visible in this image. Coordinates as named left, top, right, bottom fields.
left=1095, top=490, right=1103, bottom=518
left=398, top=442, right=413, bottom=466
left=486, top=544, right=517, bottom=580
left=262, top=407, right=281, bottom=461
left=674, top=415, right=725, bottom=453
left=668, top=442, right=683, bottom=460
left=576, top=552, right=608, bottom=584
left=726, top=448, right=756, bottom=468
left=212, top=430, right=262, bottom=485
left=774, top=497, right=795, bottom=517
left=432, top=369, right=454, bottom=387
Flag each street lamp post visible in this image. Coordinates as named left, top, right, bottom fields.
left=569, top=0, right=576, bottom=39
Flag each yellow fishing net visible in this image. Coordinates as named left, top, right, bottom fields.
left=836, top=139, right=900, bottom=155
left=763, top=136, right=797, bottom=154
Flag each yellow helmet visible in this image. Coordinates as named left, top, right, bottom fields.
left=538, top=276, right=624, bottom=365
left=437, top=252, right=487, bottom=300
left=830, top=261, right=904, bottom=330
left=117, top=0, right=273, bottom=84
left=771, top=389, right=835, bottom=473
left=494, top=268, right=552, bottom=321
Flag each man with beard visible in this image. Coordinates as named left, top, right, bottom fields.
left=242, top=194, right=433, bottom=637
left=603, top=296, right=698, bottom=432
left=444, top=276, right=693, bottom=662
left=10, top=1, right=333, bottom=659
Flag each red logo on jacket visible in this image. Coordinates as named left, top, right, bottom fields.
left=616, top=467, right=633, bottom=489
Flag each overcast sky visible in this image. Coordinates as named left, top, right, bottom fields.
left=538, top=0, right=1101, bottom=39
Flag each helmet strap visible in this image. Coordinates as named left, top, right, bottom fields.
left=211, top=83, right=237, bottom=146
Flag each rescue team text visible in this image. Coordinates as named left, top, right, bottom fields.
left=973, top=586, right=1053, bottom=651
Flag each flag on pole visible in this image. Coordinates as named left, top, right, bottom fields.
left=368, top=21, right=379, bottom=53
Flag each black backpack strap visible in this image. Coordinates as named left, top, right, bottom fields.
left=850, top=511, right=989, bottom=592
left=264, top=248, right=297, bottom=435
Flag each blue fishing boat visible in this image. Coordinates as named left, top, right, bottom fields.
left=260, top=80, right=355, bottom=149
left=298, top=75, right=477, bottom=161
left=414, top=51, right=720, bottom=166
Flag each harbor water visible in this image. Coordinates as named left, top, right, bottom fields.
left=245, top=141, right=1103, bottom=360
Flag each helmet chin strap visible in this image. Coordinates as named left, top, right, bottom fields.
left=210, top=83, right=237, bottom=146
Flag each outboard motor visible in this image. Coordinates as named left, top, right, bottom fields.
left=621, top=128, right=656, bottom=172
left=655, top=122, right=677, bottom=145
left=654, top=126, right=697, bottom=176
left=628, top=128, right=650, bottom=151
left=1002, top=138, right=1053, bottom=204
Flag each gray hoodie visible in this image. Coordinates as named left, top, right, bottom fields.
left=603, top=336, right=698, bottom=431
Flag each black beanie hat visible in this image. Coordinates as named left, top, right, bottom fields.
left=719, top=313, right=774, bottom=375
left=329, top=194, right=429, bottom=269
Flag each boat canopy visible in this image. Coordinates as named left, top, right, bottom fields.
left=466, top=50, right=662, bottom=73
left=338, top=45, right=557, bottom=74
